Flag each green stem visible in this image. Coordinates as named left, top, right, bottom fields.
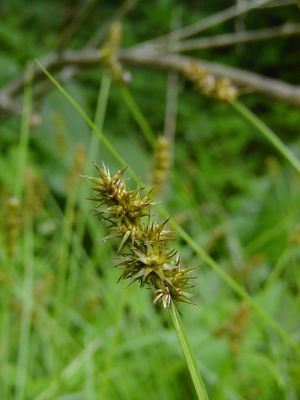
left=101, top=289, right=126, bottom=399
left=264, top=248, right=291, bottom=290
left=54, top=166, right=79, bottom=317
left=13, top=63, right=34, bottom=400
left=120, top=85, right=156, bottom=146
left=15, top=221, right=34, bottom=400
left=36, top=60, right=137, bottom=181
left=166, top=216, right=300, bottom=356
left=68, top=74, right=111, bottom=297
left=170, top=303, right=209, bottom=400
left=231, top=100, right=300, bottom=175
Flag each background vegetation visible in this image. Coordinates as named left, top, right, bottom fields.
left=1, top=1, right=300, bottom=399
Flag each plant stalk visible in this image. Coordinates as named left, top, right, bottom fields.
left=170, top=303, right=209, bottom=400
left=231, top=100, right=300, bottom=175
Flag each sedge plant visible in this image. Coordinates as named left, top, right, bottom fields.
left=86, top=163, right=209, bottom=399
left=37, top=59, right=300, bottom=399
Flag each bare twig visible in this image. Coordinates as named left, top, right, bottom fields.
left=129, top=0, right=272, bottom=52
left=172, top=23, right=300, bottom=52
left=1, top=48, right=300, bottom=116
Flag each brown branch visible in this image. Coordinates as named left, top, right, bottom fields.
left=172, top=23, right=300, bottom=52
left=0, top=50, right=101, bottom=99
left=1, top=48, right=300, bottom=116
left=120, top=51, right=300, bottom=107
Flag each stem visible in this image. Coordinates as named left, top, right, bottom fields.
left=170, top=303, right=209, bottom=400
left=15, top=221, right=34, bottom=400
left=120, top=86, right=156, bottom=146
left=14, top=62, right=34, bottom=400
left=67, top=74, right=111, bottom=297
left=166, top=215, right=300, bottom=355
left=101, top=290, right=126, bottom=398
left=231, top=100, right=300, bottom=175
left=36, top=60, right=138, bottom=182
left=54, top=163, right=79, bottom=317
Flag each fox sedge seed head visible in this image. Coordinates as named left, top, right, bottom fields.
left=87, top=164, right=194, bottom=308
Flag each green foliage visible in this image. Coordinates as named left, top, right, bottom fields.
left=1, top=1, right=300, bottom=399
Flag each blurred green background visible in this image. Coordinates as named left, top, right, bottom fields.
left=1, top=1, right=300, bottom=399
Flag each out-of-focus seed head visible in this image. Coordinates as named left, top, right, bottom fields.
left=101, top=22, right=129, bottom=84
left=151, top=136, right=171, bottom=195
left=213, top=302, right=250, bottom=354
left=4, top=196, right=21, bottom=257
left=183, top=61, right=237, bottom=102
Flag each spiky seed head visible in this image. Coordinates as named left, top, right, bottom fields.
left=87, top=164, right=194, bottom=308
